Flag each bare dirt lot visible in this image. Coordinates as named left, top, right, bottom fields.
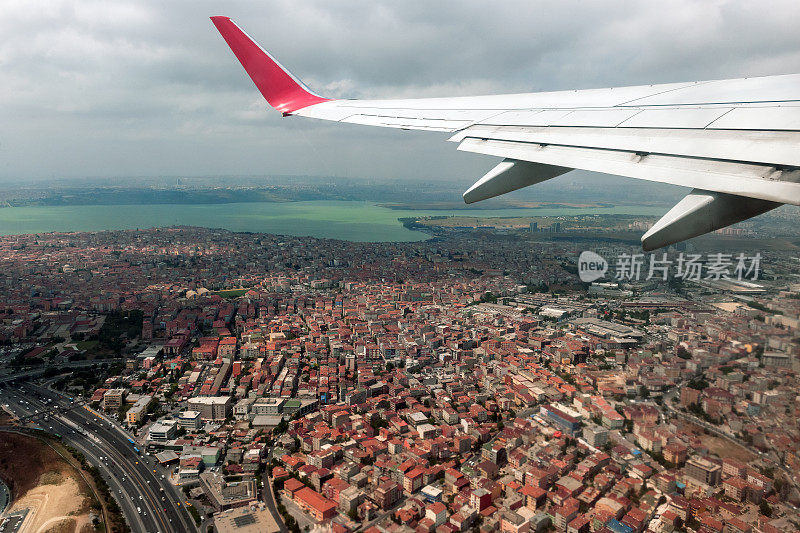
left=0, top=431, right=97, bottom=533
left=678, top=420, right=756, bottom=463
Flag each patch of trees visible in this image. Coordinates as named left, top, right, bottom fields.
left=98, top=310, right=144, bottom=354
left=687, top=376, right=709, bottom=390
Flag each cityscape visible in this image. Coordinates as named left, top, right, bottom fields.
left=1, top=223, right=799, bottom=533
left=3, top=1, right=800, bottom=533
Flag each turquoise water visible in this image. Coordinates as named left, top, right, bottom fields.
left=0, top=201, right=663, bottom=242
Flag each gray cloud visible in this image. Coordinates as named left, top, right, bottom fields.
left=1, top=0, right=799, bottom=186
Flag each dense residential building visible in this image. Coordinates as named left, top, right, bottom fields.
left=686, top=456, right=722, bottom=486
left=187, top=396, right=233, bottom=421
left=2, top=226, right=800, bottom=532
left=294, top=487, right=336, bottom=521
left=200, top=471, right=258, bottom=511
left=126, top=394, right=152, bottom=426
left=583, top=423, right=609, bottom=447
left=178, top=410, right=202, bottom=430
left=148, top=420, right=177, bottom=443
left=102, top=388, right=125, bottom=411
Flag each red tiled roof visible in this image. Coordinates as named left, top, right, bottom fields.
left=295, top=487, right=336, bottom=514
left=284, top=478, right=304, bottom=493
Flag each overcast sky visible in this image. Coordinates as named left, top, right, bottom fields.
left=2, top=0, right=800, bottom=184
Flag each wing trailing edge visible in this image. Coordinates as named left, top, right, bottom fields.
left=455, top=138, right=800, bottom=207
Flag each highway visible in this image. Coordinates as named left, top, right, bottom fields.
left=0, top=383, right=197, bottom=533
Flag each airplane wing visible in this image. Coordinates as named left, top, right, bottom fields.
left=211, top=16, right=800, bottom=250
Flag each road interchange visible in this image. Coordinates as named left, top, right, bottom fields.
left=0, top=382, right=197, bottom=533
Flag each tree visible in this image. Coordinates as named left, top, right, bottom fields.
left=676, top=346, right=691, bottom=360
left=759, top=501, right=773, bottom=517
left=273, top=418, right=289, bottom=435
left=687, top=376, right=709, bottom=390
left=480, top=292, right=498, bottom=304
left=774, top=478, right=785, bottom=496
left=370, top=415, right=389, bottom=431
left=146, top=398, right=163, bottom=419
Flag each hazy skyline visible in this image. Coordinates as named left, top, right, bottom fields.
left=2, top=0, right=800, bottom=186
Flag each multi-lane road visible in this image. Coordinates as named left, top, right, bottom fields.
left=0, top=383, right=197, bottom=533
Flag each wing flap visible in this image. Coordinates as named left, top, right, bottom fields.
left=706, top=105, right=800, bottom=130
left=614, top=107, right=733, bottom=129
left=547, top=109, right=643, bottom=127
left=449, top=125, right=800, bottom=168
left=457, top=137, right=800, bottom=205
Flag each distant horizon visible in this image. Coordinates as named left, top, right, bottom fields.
left=0, top=171, right=693, bottom=213
left=0, top=173, right=469, bottom=185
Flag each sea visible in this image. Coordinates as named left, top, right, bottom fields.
left=0, top=201, right=663, bottom=242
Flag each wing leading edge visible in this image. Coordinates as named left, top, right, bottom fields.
left=211, top=17, right=800, bottom=250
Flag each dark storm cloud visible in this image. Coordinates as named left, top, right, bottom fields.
left=1, top=0, right=799, bottom=182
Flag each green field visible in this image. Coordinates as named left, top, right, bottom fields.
left=75, top=340, right=99, bottom=352
left=211, top=288, right=251, bottom=298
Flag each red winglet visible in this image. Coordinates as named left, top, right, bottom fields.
left=211, top=16, right=330, bottom=115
